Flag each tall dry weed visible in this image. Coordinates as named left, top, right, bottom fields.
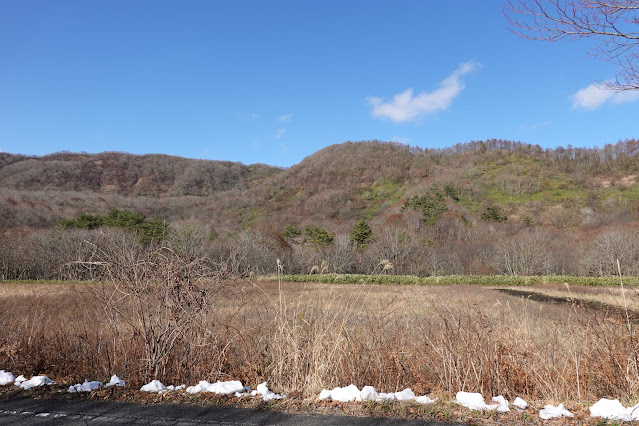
left=3, top=279, right=639, bottom=402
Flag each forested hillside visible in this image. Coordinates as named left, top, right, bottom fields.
left=2, top=139, right=639, bottom=279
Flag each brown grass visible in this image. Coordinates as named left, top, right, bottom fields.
left=1, top=280, right=639, bottom=407
left=500, top=282, right=639, bottom=312
left=0, top=281, right=83, bottom=299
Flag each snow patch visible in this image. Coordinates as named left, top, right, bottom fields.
left=105, top=375, right=125, bottom=388
left=331, top=384, right=362, bottom=402
left=513, top=397, right=529, bottom=409
left=0, top=370, right=15, bottom=385
left=139, top=378, right=282, bottom=400
left=140, top=380, right=185, bottom=394
left=589, top=398, right=639, bottom=421
left=318, top=385, right=436, bottom=404
left=186, top=380, right=245, bottom=395
left=456, top=392, right=511, bottom=411
left=360, top=386, right=378, bottom=401
left=415, top=395, right=438, bottom=404
left=456, top=392, right=497, bottom=411
left=239, top=382, right=287, bottom=401
left=492, top=395, right=510, bottom=413
left=68, top=380, right=103, bottom=393
left=165, top=384, right=186, bottom=392
left=539, top=403, right=574, bottom=419
left=250, top=382, right=285, bottom=401
left=318, top=389, right=332, bottom=400
left=14, top=375, right=26, bottom=385
left=378, top=388, right=416, bottom=402
left=17, top=375, right=56, bottom=390
left=140, top=380, right=166, bottom=393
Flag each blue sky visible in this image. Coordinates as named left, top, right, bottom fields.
left=1, top=0, right=637, bottom=167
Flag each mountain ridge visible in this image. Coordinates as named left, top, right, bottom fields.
left=2, top=139, right=639, bottom=234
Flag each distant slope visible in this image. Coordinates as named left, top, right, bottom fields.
left=1, top=139, right=639, bottom=232
left=0, top=152, right=281, bottom=196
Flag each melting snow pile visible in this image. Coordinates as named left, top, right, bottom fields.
left=186, top=380, right=245, bottom=395
left=539, top=403, right=574, bottom=419
left=242, top=382, right=286, bottom=401
left=455, top=392, right=510, bottom=412
left=68, top=380, right=103, bottom=393
left=105, top=374, right=126, bottom=388
left=318, top=385, right=436, bottom=404
left=140, top=379, right=285, bottom=401
left=140, top=380, right=185, bottom=394
left=68, top=374, right=125, bottom=393
left=589, top=398, right=639, bottom=421
left=0, top=370, right=16, bottom=385
left=319, top=384, right=361, bottom=402
left=513, top=397, right=529, bottom=409
left=16, top=375, right=56, bottom=390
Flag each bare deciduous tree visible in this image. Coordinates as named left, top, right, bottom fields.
left=505, top=0, right=639, bottom=90
left=324, top=234, right=357, bottom=274
left=364, top=228, right=416, bottom=275
left=582, top=228, right=639, bottom=275
left=495, top=230, right=551, bottom=276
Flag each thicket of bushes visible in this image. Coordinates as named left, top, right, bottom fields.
left=57, top=209, right=168, bottom=243
left=3, top=217, right=639, bottom=282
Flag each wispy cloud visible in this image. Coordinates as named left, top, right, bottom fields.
left=277, top=113, right=293, bottom=122
left=367, top=61, right=481, bottom=123
left=571, top=83, right=639, bottom=110
left=390, top=136, right=409, bottom=144
left=250, top=112, right=262, bottom=120
left=275, top=128, right=287, bottom=139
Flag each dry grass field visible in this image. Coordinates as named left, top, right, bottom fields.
left=498, top=282, right=639, bottom=313
left=2, top=278, right=639, bottom=412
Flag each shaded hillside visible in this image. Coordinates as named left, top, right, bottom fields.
left=0, top=152, right=280, bottom=196
left=0, top=152, right=281, bottom=229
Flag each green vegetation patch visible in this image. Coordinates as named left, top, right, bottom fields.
left=268, top=273, right=639, bottom=287
left=350, top=219, right=373, bottom=248
left=359, top=178, right=405, bottom=219
left=57, top=209, right=168, bottom=243
left=402, top=188, right=449, bottom=226
left=281, top=225, right=335, bottom=248
left=360, top=179, right=404, bottom=202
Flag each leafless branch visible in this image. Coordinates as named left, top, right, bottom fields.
left=505, top=0, right=639, bottom=90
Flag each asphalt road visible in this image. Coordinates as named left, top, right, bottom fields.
left=0, top=396, right=466, bottom=425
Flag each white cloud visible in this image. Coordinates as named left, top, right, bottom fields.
left=571, top=83, right=639, bottom=110
left=275, top=128, right=287, bottom=139
left=277, top=113, right=293, bottom=122
left=367, top=61, right=481, bottom=123
left=250, top=112, right=262, bottom=120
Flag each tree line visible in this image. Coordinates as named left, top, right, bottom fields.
left=2, top=214, right=638, bottom=281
